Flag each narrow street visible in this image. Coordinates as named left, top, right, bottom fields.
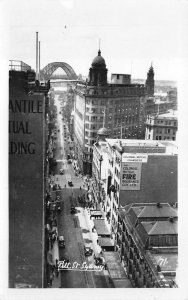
left=51, top=93, right=111, bottom=288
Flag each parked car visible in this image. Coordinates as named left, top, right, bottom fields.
left=68, top=180, right=73, bottom=187
left=70, top=206, right=76, bottom=214
left=84, top=246, right=93, bottom=256
left=59, top=236, right=65, bottom=248
left=59, top=169, right=64, bottom=174
left=68, top=159, right=72, bottom=164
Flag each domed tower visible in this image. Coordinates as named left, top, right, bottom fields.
left=145, top=64, right=155, bottom=96
left=97, top=127, right=110, bottom=141
left=88, top=49, right=108, bottom=86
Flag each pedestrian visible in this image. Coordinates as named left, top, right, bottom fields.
left=80, top=186, right=81, bottom=190
left=56, top=259, right=58, bottom=268
left=65, top=184, right=66, bottom=188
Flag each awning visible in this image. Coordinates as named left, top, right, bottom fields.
left=103, top=252, right=127, bottom=279
left=93, top=219, right=111, bottom=236
left=98, top=237, right=115, bottom=251
left=90, top=210, right=103, bottom=218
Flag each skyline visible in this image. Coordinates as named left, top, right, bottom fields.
left=2, top=0, right=187, bottom=81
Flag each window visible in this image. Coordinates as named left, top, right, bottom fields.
left=167, top=129, right=171, bottom=134
left=148, top=134, right=150, bottom=139
left=174, top=121, right=177, bottom=126
left=117, top=74, right=120, bottom=79
left=159, top=136, right=162, bottom=140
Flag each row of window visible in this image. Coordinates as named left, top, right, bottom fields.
left=148, top=135, right=176, bottom=141
left=149, top=235, right=178, bottom=247
left=85, top=131, right=97, bottom=138
left=86, top=87, right=144, bottom=97
left=86, top=99, right=140, bottom=106
left=156, top=120, right=177, bottom=126
left=115, top=167, right=120, bottom=178
left=156, top=128, right=176, bottom=135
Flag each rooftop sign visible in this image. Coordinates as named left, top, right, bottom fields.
left=122, top=153, right=148, bottom=163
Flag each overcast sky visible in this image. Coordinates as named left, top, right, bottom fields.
left=2, top=0, right=188, bottom=80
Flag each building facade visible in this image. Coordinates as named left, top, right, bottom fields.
left=145, top=110, right=178, bottom=141
left=73, top=50, right=145, bottom=175
left=9, top=61, right=50, bottom=287
left=91, top=138, right=177, bottom=238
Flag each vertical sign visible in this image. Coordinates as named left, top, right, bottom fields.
left=9, top=77, right=45, bottom=288
left=121, top=162, right=142, bottom=190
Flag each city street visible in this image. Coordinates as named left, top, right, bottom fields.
left=51, top=94, right=112, bottom=288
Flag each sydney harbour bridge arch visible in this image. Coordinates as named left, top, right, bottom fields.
left=40, top=62, right=78, bottom=81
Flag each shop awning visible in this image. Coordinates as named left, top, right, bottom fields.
left=103, top=252, right=127, bottom=279
left=98, top=237, right=115, bottom=251
left=93, top=219, right=111, bottom=236
left=90, top=210, right=103, bottom=218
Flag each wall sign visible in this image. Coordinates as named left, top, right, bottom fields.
left=121, top=162, right=142, bottom=190
left=122, top=153, right=148, bottom=163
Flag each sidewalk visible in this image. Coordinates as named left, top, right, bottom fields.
left=50, top=228, right=61, bottom=288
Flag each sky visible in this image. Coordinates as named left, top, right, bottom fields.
left=1, top=0, right=188, bottom=80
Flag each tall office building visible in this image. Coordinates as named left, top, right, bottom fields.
left=9, top=61, right=50, bottom=287
left=145, top=64, right=155, bottom=96
left=74, top=49, right=145, bottom=175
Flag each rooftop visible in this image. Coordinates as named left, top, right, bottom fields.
left=148, top=252, right=178, bottom=273
left=106, top=139, right=178, bottom=155
left=142, top=220, right=178, bottom=235
left=130, top=204, right=177, bottom=219
left=150, top=110, right=177, bottom=120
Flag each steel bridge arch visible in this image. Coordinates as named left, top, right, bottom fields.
left=40, top=62, right=78, bottom=81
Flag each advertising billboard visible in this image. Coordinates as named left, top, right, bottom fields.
left=121, top=162, right=142, bottom=190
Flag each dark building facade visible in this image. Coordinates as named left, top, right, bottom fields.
left=145, top=65, right=155, bottom=97
left=9, top=61, right=50, bottom=287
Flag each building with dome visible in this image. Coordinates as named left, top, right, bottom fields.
left=73, top=49, right=145, bottom=175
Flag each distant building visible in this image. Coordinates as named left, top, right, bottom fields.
left=145, top=110, right=178, bottom=141
left=73, top=49, right=145, bottom=175
left=111, top=74, right=131, bottom=84
left=116, top=203, right=178, bottom=287
left=144, top=98, right=170, bottom=116
left=145, top=64, right=155, bottom=97
left=167, top=88, right=178, bottom=110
